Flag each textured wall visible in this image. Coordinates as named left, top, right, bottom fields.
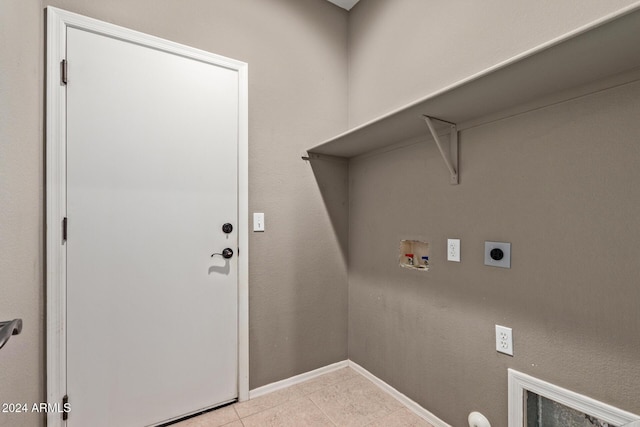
left=0, top=0, right=45, bottom=426
left=349, top=81, right=640, bottom=427
left=347, top=2, right=640, bottom=424
left=5, top=2, right=640, bottom=426
left=0, top=1, right=348, bottom=425
left=348, top=0, right=640, bottom=127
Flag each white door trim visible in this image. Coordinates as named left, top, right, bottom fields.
left=45, top=7, right=249, bottom=426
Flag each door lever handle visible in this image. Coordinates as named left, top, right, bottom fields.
left=211, top=248, right=234, bottom=259
left=0, top=319, right=23, bottom=350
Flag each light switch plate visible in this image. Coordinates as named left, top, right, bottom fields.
left=484, top=241, right=510, bottom=268
left=253, top=213, right=265, bottom=232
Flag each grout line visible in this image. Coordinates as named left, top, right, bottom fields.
left=240, top=392, right=320, bottom=425
left=236, top=396, right=299, bottom=420
left=308, top=395, right=339, bottom=427
left=238, top=394, right=335, bottom=426
left=349, top=361, right=450, bottom=427
left=305, top=368, right=354, bottom=426
left=201, top=364, right=437, bottom=426
left=232, top=405, right=241, bottom=421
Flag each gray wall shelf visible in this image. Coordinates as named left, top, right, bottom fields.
left=306, top=6, right=640, bottom=160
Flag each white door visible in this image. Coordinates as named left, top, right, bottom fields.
left=65, top=26, right=239, bottom=426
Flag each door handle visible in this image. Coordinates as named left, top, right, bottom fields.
left=0, top=319, right=23, bottom=350
left=211, top=248, right=234, bottom=259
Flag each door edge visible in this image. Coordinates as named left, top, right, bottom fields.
left=45, top=7, right=250, bottom=426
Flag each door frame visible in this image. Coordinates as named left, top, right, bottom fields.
left=45, top=7, right=249, bottom=426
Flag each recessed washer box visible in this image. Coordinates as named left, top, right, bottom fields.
left=484, top=241, right=511, bottom=268
left=399, top=240, right=430, bottom=271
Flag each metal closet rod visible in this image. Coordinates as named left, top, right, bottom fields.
left=0, top=318, right=23, bottom=350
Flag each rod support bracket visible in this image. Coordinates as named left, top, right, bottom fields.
left=301, top=151, right=322, bottom=161
left=423, top=115, right=459, bottom=185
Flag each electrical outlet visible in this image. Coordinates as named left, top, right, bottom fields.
left=495, top=325, right=513, bottom=356
left=447, top=239, right=460, bottom=262
left=484, top=241, right=511, bottom=268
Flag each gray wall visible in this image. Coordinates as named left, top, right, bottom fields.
left=347, top=0, right=640, bottom=127
left=0, top=1, right=45, bottom=427
left=347, top=1, right=640, bottom=426
left=0, top=1, right=348, bottom=425
left=3, top=1, right=640, bottom=426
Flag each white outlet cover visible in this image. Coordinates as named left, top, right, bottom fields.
left=447, top=238, right=460, bottom=262
left=496, top=324, right=513, bottom=356
left=253, top=213, right=265, bottom=232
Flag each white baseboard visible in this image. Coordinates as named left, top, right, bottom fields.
left=248, top=359, right=451, bottom=427
left=249, top=360, right=349, bottom=399
left=348, top=361, right=451, bottom=427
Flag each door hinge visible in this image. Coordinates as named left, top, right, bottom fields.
left=62, top=217, right=67, bottom=242
left=61, top=59, right=68, bottom=85
left=62, top=395, right=69, bottom=420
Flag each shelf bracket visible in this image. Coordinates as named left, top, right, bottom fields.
left=423, top=116, right=458, bottom=185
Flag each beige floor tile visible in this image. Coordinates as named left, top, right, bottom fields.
left=241, top=397, right=334, bottom=427
left=171, top=405, right=239, bottom=427
left=367, top=408, right=435, bottom=427
left=234, top=386, right=302, bottom=418
left=180, top=367, right=435, bottom=427
left=292, top=367, right=360, bottom=396
left=309, top=375, right=402, bottom=426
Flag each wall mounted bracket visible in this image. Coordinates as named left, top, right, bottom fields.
left=301, top=152, right=349, bottom=163
left=423, top=115, right=458, bottom=185
left=301, top=152, right=321, bottom=161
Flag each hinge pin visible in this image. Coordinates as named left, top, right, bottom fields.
left=62, top=217, right=67, bottom=242
left=62, top=395, right=69, bottom=420
left=61, top=59, right=68, bottom=85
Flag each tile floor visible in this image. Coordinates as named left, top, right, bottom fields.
left=173, top=367, right=434, bottom=427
